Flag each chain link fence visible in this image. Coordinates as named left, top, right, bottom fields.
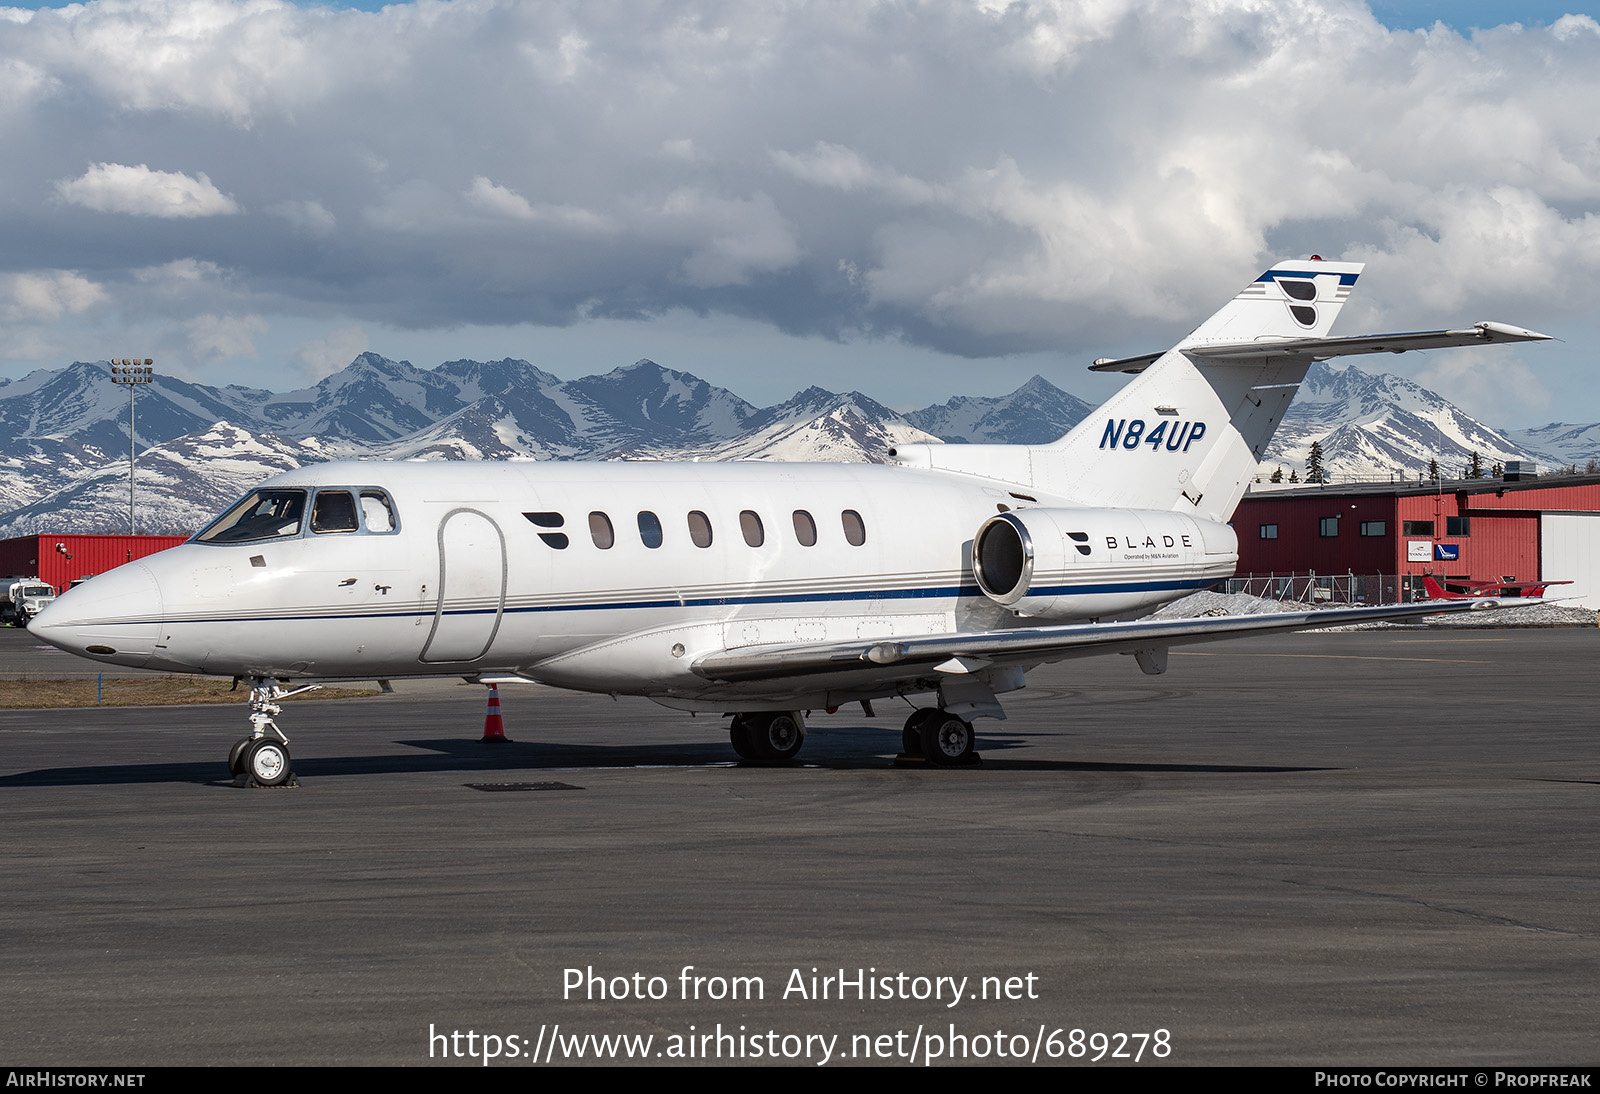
left=1225, top=573, right=1411, bottom=605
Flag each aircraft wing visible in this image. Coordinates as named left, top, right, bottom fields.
left=691, top=599, right=1518, bottom=683
left=1089, top=321, right=1551, bottom=374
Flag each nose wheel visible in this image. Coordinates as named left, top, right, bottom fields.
left=243, top=738, right=293, bottom=787
left=228, top=678, right=318, bottom=787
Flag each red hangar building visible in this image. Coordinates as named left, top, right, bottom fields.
left=1232, top=473, right=1600, bottom=608
left=0, top=534, right=188, bottom=591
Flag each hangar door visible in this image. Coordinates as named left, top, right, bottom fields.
left=1540, top=513, right=1600, bottom=609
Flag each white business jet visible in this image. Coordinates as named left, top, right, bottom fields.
left=31, top=259, right=1547, bottom=784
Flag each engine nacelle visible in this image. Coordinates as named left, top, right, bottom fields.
left=971, top=507, right=1238, bottom=620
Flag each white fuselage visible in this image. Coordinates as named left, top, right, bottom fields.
left=34, top=459, right=1236, bottom=709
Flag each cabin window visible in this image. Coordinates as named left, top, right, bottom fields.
left=638, top=511, right=663, bottom=549
left=589, top=512, right=614, bottom=549
left=1403, top=520, right=1434, bottom=536
left=524, top=512, right=568, bottom=549
left=360, top=491, right=396, bottom=533
left=1446, top=515, right=1471, bottom=537
left=842, top=510, right=867, bottom=546
left=792, top=510, right=817, bottom=547
left=311, top=490, right=360, bottom=534
left=740, top=510, right=764, bottom=547
left=1359, top=521, right=1386, bottom=537
left=688, top=511, right=713, bottom=548
left=196, top=489, right=307, bottom=543
left=1259, top=523, right=1278, bottom=540
left=1319, top=516, right=1339, bottom=537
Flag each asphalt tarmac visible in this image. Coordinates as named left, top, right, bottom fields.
left=1, top=626, right=1597, bottom=1066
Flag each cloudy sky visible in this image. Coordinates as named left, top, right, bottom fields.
left=1, top=0, right=1598, bottom=427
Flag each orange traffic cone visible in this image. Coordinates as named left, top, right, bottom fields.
left=481, top=683, right=512, bottom=743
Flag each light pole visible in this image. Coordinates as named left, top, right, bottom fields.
left=109, top=358, right=153, bottom=535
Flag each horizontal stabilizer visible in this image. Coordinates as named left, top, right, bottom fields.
left=1090, top=321, right=1551, bottom=374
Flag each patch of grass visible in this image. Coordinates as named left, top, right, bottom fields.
left=0, top=676, right=379, bottom=709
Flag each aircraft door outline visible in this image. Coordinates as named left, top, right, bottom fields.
left=419, top=508, right=508, bottom=663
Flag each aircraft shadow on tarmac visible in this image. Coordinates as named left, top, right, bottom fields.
left=0, top=727, right=1328, bottom=786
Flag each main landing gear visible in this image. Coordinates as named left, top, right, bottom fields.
left=726, top=707, right=979, bottom=767
left=902, top=708, right=979, bottom=767
left=227, top=678, right=320, bottom=787
left=729, top=711, right=805, bottom=763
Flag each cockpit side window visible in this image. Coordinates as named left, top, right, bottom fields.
left=360, top=491, right=397, bottom=533
left=311, top=490, right=360, bottom=534
left=196, top=489, right=307, bottom=543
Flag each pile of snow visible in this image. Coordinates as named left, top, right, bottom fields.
left=1418, top=600, right=1597, bottom=627
left=1149, top=589, right=1596, bottom=627
left=1149, top=590, right=1304, bottom=618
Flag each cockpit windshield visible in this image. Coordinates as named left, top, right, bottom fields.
left=195, top=486, right=400, bottom=544
left=195, top=489, right=307, bottom=543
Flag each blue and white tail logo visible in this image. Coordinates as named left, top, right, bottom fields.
left=1179, top=260, right=1360, bottom=347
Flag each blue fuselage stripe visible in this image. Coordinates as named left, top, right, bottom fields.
left=97, top=577, right=1219, bottom=627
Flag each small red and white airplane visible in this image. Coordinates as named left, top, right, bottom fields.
left=1420, top=574, right=1571, bottom=601
left=31, top=258, right=1549, bottom=783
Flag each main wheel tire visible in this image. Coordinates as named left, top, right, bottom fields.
left=227, top=736, right=254, bottom=777
left=245, top=738, right=293, bottom=787
left=920, top=713, right=976, bottom=767
left=746, top=712, right=804, bottom=762
left=902, top=708, right=937, bottom=754
left=729, top=717, right=758, bottom=761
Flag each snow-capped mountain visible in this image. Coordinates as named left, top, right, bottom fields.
left=1256, top=361, right=1540, bottom=483
left=370, top=360, right=762, bottom=462
left=3, top=350, right=1598, bottom=536
left=621, top=388, right=939, bottom=463
left=557, top=361, right=757, bottom=449
left=1504, top=422, right=1600, bottom=471
left=905, top=374, right=1091, bottom=444
left=0, top=423, right=317, bottom=536
left=249, top=352, right=467, bottom=443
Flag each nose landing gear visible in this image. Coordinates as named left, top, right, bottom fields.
left=228, top=678, right=320, bottom=787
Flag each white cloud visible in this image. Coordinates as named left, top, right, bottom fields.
left=0, top=0, right=1597, bottom=408
left=0, top=270, right=104, bottom=323
left=660, top=189, right=803, bottom=288
left=290, top=324, right=368, bottom=381
left=464, top=177, right=616, bottom=234
left=54, top=162, right=239, bottom=218
left=184, top=313, right=267, bottom=361
left=268, top=199, right=336, bottom=235
left=466, top=176, right=538, bottom=221
left=134, top=258, right=225, bottom=286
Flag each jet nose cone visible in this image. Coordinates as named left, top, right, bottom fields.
left=31, top=563, right=164, bottom=668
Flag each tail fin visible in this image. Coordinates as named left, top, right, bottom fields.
left=1178, top=259, right=1361, bottom=348
left=1036, top=259, right=1364, bottom=522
